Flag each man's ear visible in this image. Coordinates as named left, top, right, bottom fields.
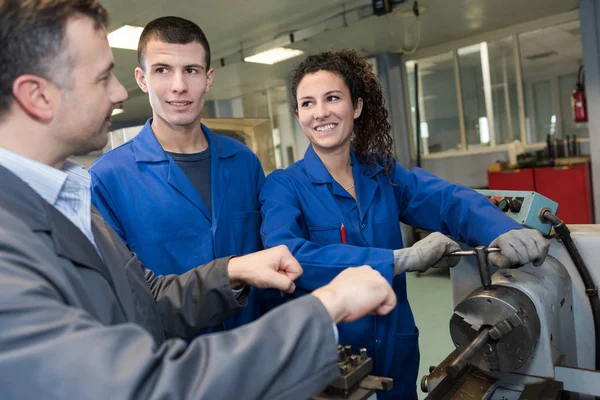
left=12, top=75, right=57, bottom=122
left=134, top=67, right=148, bottom=93
left=205, top=68, right=215, bottom=93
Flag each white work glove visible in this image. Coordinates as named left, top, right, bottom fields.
left=393, top=232, right=462, bottom=275
left=488, top=228, right=550, bottom=269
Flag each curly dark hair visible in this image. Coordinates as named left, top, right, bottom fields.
left=290, top=49, right=394, bottom=175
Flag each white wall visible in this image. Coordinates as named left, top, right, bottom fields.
left=420, top=141, right=590, bottom=187
left=421, top=151, right=509, bottom=187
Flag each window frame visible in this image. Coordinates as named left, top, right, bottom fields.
left=403, top=10, right=586, bottom=160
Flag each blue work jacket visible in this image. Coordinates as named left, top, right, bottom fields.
left=90, top=119, right=266, bottom=329
left=259, top=145, right=521, bottom=399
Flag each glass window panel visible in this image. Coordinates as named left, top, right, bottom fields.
left=406, top=52, right=461, bottom=155
left=458, top=37, right=518, bottom=149
left=458, top=44, right=486, bottom=148
left=519, top=20, right=587, bottom=143
left=488, top=38, right=520, bottom=145
left=269, top=86, right=294, bottom=168
left=532, top=80, right=554, bottom=142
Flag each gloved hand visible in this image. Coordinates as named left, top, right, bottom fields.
left=488, top=228, right=550, bottom=269
left=393, top=232, right=462, bottom=275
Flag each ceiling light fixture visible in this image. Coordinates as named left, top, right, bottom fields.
left=244, top=47, right=304, bottom=65
left=108, top=25, right=144, bottom=50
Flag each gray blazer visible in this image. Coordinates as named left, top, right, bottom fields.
left=0, top=165, right=338, bottom=399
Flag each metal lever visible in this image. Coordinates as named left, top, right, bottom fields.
left=445, top=313, right=523, bottom=378
left=446, top=327, right=491, bottom=378
left=445, top=246, right=500, bottom=289
left=446, top=247, right=501, bottom=257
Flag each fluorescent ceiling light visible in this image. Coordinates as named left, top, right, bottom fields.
left=108, top=25, right=144, bottom=50
left=479, top=117, right=490, bottom=144
left=244, top=47, right=304, bottom=65
left=111, top=108, right=124, bottom=116
left=419, top=122, right=429, bottom=139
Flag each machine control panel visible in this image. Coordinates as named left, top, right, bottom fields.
left=477, top=190, right=559, bottom=235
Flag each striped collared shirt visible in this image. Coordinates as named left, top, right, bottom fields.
left=0, top=147, right=96, bottom=245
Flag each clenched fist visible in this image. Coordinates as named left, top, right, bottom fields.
left=227, top=245, right=303, bottom=292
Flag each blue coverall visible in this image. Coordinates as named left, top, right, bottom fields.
left=259, top=145, right=521, bottom=399
left=90, top=120, right=267, bottom=329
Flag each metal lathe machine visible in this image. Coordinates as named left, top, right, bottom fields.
left=422, top=190, right=600, bottom=399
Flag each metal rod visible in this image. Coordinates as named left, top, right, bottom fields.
left=453, top=49, right=467, bottom=151
left=415, top=63, right=422, bottom=167
left=446, top=247, right=500, bottom=256
left=502, top=49, right=514, bottom=142
left=446, top=327, right=491, bottom=378
left=513, top=34, right=528, bottom=145
left=474, top=246, right=493, bottom=289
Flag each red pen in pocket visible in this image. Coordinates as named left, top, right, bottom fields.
left=340, top=223, right=347, bottom=244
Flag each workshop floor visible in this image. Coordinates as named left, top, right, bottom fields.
left=406, top=268, right=455, bottom=399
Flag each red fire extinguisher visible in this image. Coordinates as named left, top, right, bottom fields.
left=572, top=65, right=588, bottom=123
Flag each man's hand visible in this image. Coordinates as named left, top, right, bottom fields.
left=227, top=245, right=303, bottom=293
left=393, top=232, right=462, bottom=275
left=311, top=266, right=396, bottom=324
left=488, top=228, right=550, bottom=269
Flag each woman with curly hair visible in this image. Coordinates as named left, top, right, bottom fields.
left=259, top=49, right=548, bottom=399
